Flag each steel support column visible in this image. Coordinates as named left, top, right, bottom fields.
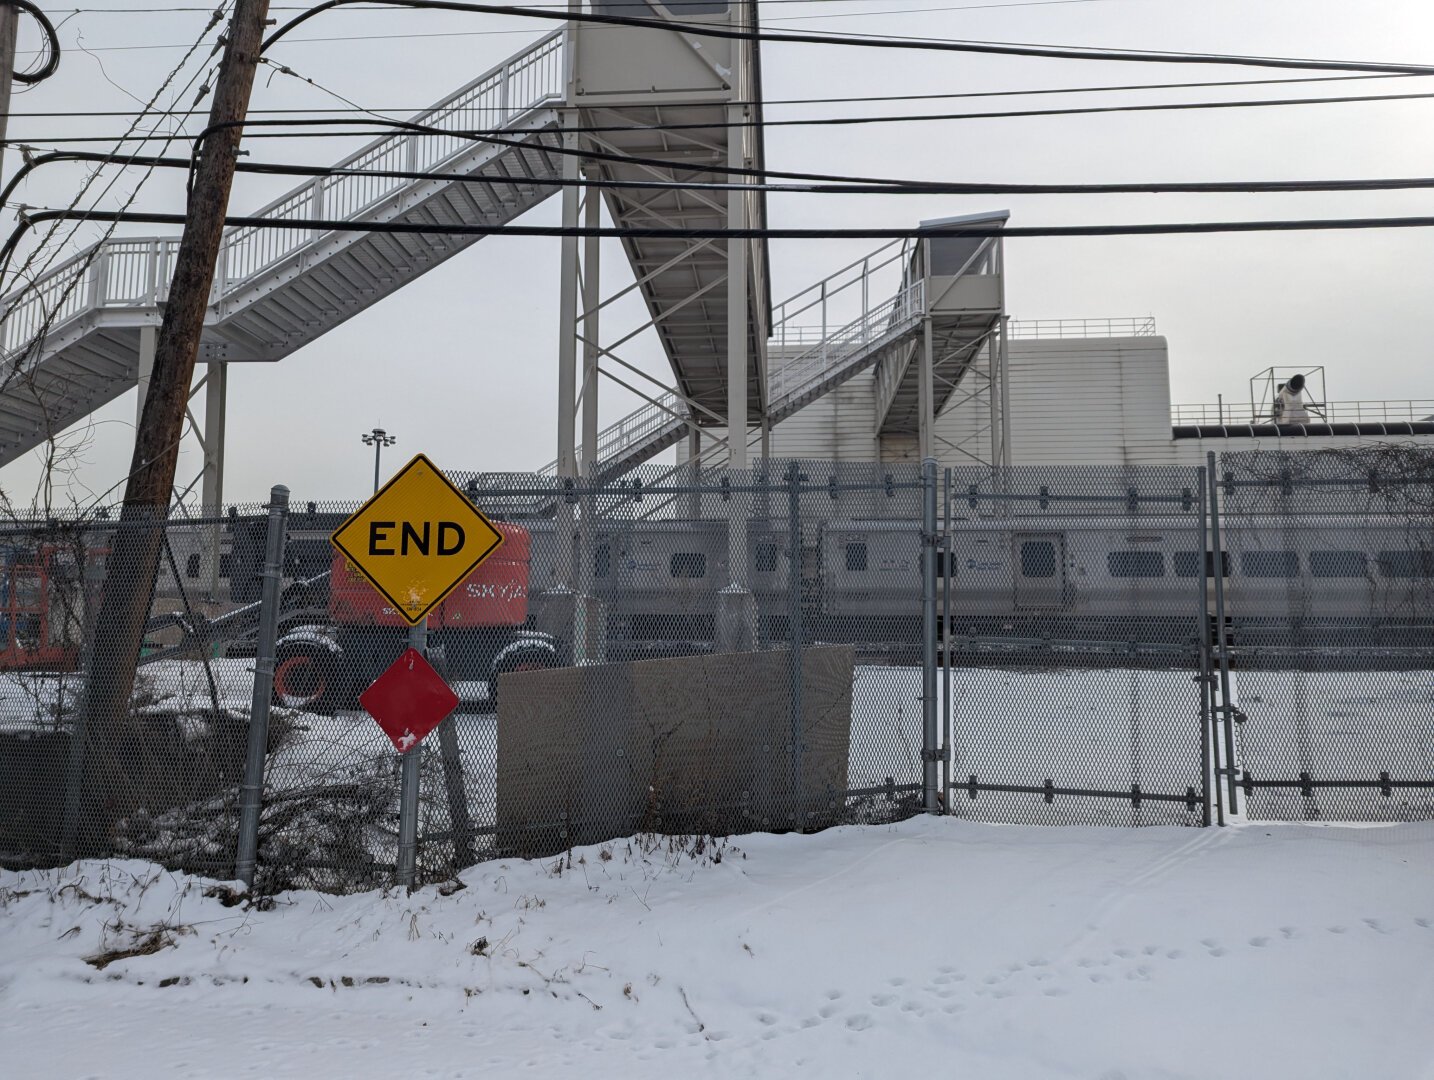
left=554, top=117, right=581, bottom=590
left=534, top=114, right=584, bottom=661
left=575, top=178, right=605, bottom=662
left=918, top=316, right=935, bottom=461
left=717, top=86, right=755, bottom=653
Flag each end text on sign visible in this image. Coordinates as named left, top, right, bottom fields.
left=367, top=521, right=467, bottom=557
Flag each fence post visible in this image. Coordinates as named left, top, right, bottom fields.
left=395, top=618, right=428, bottom=889
left=942, top=467, right=953, bottom=811
left=235, top=485, right=289, bottom=888
left=1206, top=451, right=1239, bottom=817
left=921, top=457, right=941, bottom=813
left=787, top=462, right=804, bottom=826
left=1196, top=466, right=1215, bottom=827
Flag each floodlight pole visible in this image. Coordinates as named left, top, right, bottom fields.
left=362, top=428, right=396, bottom=494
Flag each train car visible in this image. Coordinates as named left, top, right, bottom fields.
left=816, top=515, right=1434, bottom=649
left=525, top=517, right=793, bottom=651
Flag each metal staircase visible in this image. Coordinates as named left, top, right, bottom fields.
left=530, top=241, right=921, bottom=482
left=0, top=16, right=1001, bottom=485
left=0, top=33, right=568, bottom=466
left=0, top=6, right=775, bottom=480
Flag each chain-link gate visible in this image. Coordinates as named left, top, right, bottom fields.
left=1212, top=449, right=1434, bottom=822
left=940, top=465, right=1212, bottom=827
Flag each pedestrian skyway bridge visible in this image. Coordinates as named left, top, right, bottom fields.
left=0, top=17, right=1005, bottom=478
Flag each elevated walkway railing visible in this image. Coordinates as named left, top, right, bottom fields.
left=1172, top=399, right=1434, bottom=426
left=0, top=31, right=565, bottom=361
left=767, top=279, right=924, bottom=416
left=1010, top=316, right=1156, bottom=339
left=539, top=238, right=924, bottom=478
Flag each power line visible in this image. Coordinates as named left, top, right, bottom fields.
left=7, top=72, right=1430, bottom=119
left=263, top=2, right=1434, bottom=77
left=12, top=149, right=1434, bottom=215
left=14, top=0, right=1148, bottom=54
left=11, top=81, right=1434, bottom=147
left=10, top=209, right=1434, bottom=276
left=43, top=0, right=1153, bottom=17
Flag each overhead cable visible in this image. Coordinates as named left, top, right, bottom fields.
left=10, top=207, right=1434, bottom=279
left=6, top=0, right=62, bottom=83
left=14, top=78, right=1434, bottom=148
left=263, top=2, right=1434, bottom=77
left=5, top=72, right=1432, bottom=117
left=11, top=149, right=1434, bottom=217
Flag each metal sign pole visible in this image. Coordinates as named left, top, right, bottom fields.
left=395, top=616, right=428, bottom=889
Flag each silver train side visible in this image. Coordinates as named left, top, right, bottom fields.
left=818, top=516, right=1434, bottom=654
left=209, top=509, right=1433, bottom=662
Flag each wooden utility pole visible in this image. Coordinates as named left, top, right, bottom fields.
left=0, top=3, right=19, bottom=184
left=76, top=0, right=271, bottom=853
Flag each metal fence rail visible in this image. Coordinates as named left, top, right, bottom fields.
left=0, top=452, right=1430, bottom=893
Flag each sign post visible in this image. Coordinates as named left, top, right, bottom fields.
left=330, top=453, right=508, bottom=889
left=395, top=619, right=427, bottom=889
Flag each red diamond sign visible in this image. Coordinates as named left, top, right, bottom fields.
left=359, top=648, right=459, bottom=754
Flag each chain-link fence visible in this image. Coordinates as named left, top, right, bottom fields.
left=1215, top=447, right=1434, bottom=822
left=0, top=451, right=1430, bottom=892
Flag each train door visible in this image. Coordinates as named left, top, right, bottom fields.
left=1012, top=532, right=1067, bottom=610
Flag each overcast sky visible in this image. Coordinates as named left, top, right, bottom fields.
left=3, top=0, right=1434, bottom=507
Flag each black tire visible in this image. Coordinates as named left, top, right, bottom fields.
left=272, top=642, right=339, bottom=714
left=490, top=645, right=557, bottom=713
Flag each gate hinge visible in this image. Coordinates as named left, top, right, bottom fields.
left=921, top=747, right=947, bottom=763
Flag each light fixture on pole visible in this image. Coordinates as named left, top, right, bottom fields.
left=361, top=428, right=397, bottom=494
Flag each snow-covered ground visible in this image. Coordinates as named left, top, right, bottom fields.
left=3, top=818, right=1432, bottom=1080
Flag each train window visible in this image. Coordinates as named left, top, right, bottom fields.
left=755, top=543, right=779, bottom=574
left=846, top=543, right=868, bottom=572
left=1376, top=550, right=1434, bottom=578
left=1020, top=541, right=1056, bottom=579
left=593, top=544, right=611, bottom=579
left=1310, top=550, right=1368, bottom=578
left=1108, top=551, right=1165, bottom=578
left=670, top=552, right=706, bottom=579
left=1174, top=551, right=1230, bottom=578
left=1240, top=550, right=1300, bottom=578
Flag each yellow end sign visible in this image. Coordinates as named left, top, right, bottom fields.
left=330, top=453, right=504, bottom=626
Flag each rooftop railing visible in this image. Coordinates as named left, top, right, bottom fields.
left=1009, top=317, right=1156, bottom=339
left=1172, top=400, right=1434, bottom=426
